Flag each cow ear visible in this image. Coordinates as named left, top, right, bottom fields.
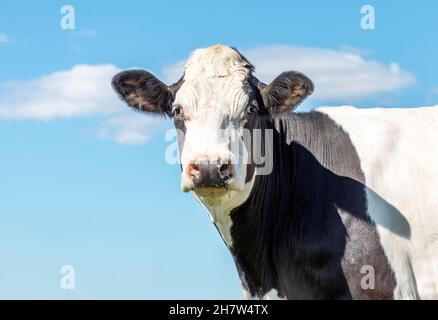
left=112, top=70, right=174, bottom=116
left=261, top=71, right=314, bottom=114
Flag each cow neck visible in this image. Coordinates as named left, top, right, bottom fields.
left=228, top=113, right=338, bottom=297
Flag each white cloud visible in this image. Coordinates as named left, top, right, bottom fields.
left=162, top=60, right=185, bottom=85
left=163, top=45, right=415, bottom=102
left=0, top=64, right=122, bottom=120
left=0, top=33, right=10, bottom=43
left=0, top=64, right=167, bottom=145
left=98, top=112, right=167, bottom=145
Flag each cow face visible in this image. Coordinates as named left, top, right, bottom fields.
left=112, top=45, right=313, bottom=203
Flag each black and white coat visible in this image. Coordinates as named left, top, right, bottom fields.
left=112, top=45, right=438, bottom=300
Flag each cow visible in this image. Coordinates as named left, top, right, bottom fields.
left=112, top=45, right=438, bottom=300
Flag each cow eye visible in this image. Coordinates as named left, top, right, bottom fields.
left=172, top=105, right=183, bottom=117
left=247, top=105, right=258, bottom=114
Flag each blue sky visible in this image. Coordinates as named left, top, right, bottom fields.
left=0, top=0, right=437, bottom=299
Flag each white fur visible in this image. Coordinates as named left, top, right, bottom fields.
left=319, top=105, right=438, bottom=299
left=193, top=173, right=256, bottom=247
left=175, top=45, right=253, bottom=193
left=262, top=289, right=286, bottom=300
left=242, top=288, right=285, bottom=300
left=175, top=45, right=257, bottom=248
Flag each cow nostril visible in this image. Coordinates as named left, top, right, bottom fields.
left=188, top=163, right=200, bottom=177
left=218, top=161, right=233, bottom=180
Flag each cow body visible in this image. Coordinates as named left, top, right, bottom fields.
left=112, top=45, right=438, bottom=299
left=228, top=107, right=438, bottom=299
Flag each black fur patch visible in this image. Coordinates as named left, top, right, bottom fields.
left=261, top=71, right=314, bottom=114
left=230, top=111, right=396, bottom=299
left=112, top=70, right=175, bottom=116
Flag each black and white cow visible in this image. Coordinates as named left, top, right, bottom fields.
left=112, top=45, right=438, bottom=300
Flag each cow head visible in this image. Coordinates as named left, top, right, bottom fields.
left=112, top=45, right=313, bottom=206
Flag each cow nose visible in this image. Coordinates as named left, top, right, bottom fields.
left=187, top=160, right=233, bottom=188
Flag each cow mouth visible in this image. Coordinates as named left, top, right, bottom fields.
left=192, top=180, right=243, bottom=197
left=181, top=171, right=242, bottom=195
left=193, top=187, right=230, bottom=198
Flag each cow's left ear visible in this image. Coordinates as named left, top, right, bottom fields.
left=261, top=71, right=314, bottom=114
left=112, top=70, right=176, bottom=116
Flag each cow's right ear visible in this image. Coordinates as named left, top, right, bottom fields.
left=112, top=70, right=174, bottom=116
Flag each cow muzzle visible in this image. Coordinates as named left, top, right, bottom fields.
left=181, top=159, right=238, bottom=195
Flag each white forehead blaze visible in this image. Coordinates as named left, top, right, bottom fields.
left=175, top=45, right=253, bottom=120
